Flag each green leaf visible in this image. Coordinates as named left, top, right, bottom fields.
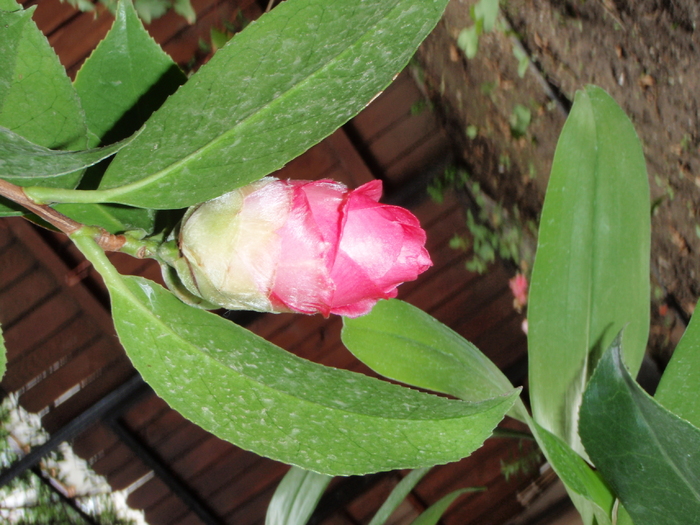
left=528, top=85, right=650, bottom=455
left=0, top=0, right=17, bottom=9
left=265, top=467, right=331, bottom=525
left=473, top=0, right=499, bottom=32
left=77, top=0, right=450, bottom=208
left=655, top=306, right=700, bottom=427
left=73, top=234, right=519, bottom=476
left=410, top=488, right=477, bottom=525
left=74, top=0, right=186, bottom=148
left=369, top=467, right=430, bottom=525
left=0, top=4, right=86, bottom=149
left=53, top=203, right=155, bottom=234
left=529, top=419, right=613, bottom=525
left=457, top=27, right=479, bottom=59
left=341, top=299, right=527, bottom=422
left=172, top=0, right=195, bottom=24
left=579, top=337, right=700, bottom=525
left=513, top=46, right=529, bottom=78
left=509, top=104, right=530, bottom=138
left=0, top=2, right=88, bottom=212
left=0, top=127, right=135, bottom=180
left=133, top=0, right=169, bottom=23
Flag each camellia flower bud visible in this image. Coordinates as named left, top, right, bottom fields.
left=178, top=177, right=432, bottom=317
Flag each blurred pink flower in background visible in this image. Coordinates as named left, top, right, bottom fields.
left=509, top=273, right=528, bottom=312
left=179, top=177, right=432, bottom=317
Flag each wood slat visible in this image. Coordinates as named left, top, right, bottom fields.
left=145, top=491, right=192, bottom=525
left=3, top=315, right=103, bottom=392
left=122, top=392, right=171, bottom=430
left=4, top=293, right=82, bottom=361
left=41, top=359, right=135, bottom=432
left=26, top=0, right=83, bottom=35
left=368, top=110, right=443, bottom=171
left=351, top=71, right=423, bottom=142
left=48, top=5, right=114, bottom=72
left=206, top=458, right=287, bottom=517
left=19, top=335, right=119, bottom=413
left=223, top=484, right=278, bottom=525
left=345, top=475, right=399, bottom=523
left=71, top=422, right=119, bottom=463
left=0, top=267, right=59, bottom=328
left=384, top=132, right=450, bottom=185
left=0, top=239, right=36, bottom=291
left=127, top=475, right=171, bottom=513
left=160, top=0, right=260, bottom=66
left=272, top=140, right=340, bottom=182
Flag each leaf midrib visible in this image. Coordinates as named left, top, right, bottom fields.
left=97, top=0, right=408, bottom=200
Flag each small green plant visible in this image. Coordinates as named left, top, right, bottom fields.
left=510, top=104, right=531, bottom=138
left=512, top=45, right=530, bottom=78
left=63, top=0, right=195, bottom=23
left=456, top=0, right=499, bottom=59
left=428, top=166, right=537, bottom=274
left=500, top=443, right=543, bottom=482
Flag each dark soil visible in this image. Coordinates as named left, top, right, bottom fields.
left=415, top=0, right=700, bottom=367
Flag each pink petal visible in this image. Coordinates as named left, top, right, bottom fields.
left=270, top=185, right=335, bottom=316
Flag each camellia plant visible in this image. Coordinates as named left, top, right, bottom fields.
left=1, top=0, right=699, bottom=524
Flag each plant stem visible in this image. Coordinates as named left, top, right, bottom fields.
left=0, top=178, right=126, bottom=252
left=0, top=178, right=82, bottom=236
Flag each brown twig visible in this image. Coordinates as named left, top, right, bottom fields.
left=0, top=178, right=126, bottom=252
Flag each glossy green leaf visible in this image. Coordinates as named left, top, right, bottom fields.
left=68, top=0, right=449, bottom=208
left=73, top=234, right=518, bottom=475
left=53, top=203, right=155, bottom=234
left=579, top=337, right=700, bottom=525
left=655, top=305, right=700, bottom=427
left=0, top=0, right=87, bottom=214
left=529, top=419, right=613, bottom=525
left=369, top=467, right=430, bottom=525
left=74, top=0, right=185, bottom=148
left=341, top=299, right=527, bottom=422
left=616, top=505, right=634, bottom=525
left=0, top=128, right=135, bottom=180
left=410, top=488, right=477, bottom=525
left=0, top=3, right=86, bottom=150
left=0, top=0, right=20, bottom=9
left=265, top=467, right=331, bottom=525
left=528, top=85, right=650, bottom=455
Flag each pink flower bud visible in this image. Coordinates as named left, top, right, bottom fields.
left=179, top=177, right=432, bottom=317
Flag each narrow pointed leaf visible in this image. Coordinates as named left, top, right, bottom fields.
left=529, top=419, right=613, bottom=525
left=528, top=85, right=650, bottom=454
left=73, top=234, right=519, bottom=476
left=74, top=0, right=185, bottom=148
left=89, top=0, right=449, bottom=208
left=655, top=306, right=700, bottom=427
left=579, top=339, right=700, bottom=525
left=266, top=467, right=331, bottom=525
left=369, top=467, right=430, bottom=525
left=0, top=128, right=136, bottom=180
left=410, top=488, right=477, bottom=525
left=342, top=299, right=526, bottom=421
left=0, top=0, right=87, bottom=214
